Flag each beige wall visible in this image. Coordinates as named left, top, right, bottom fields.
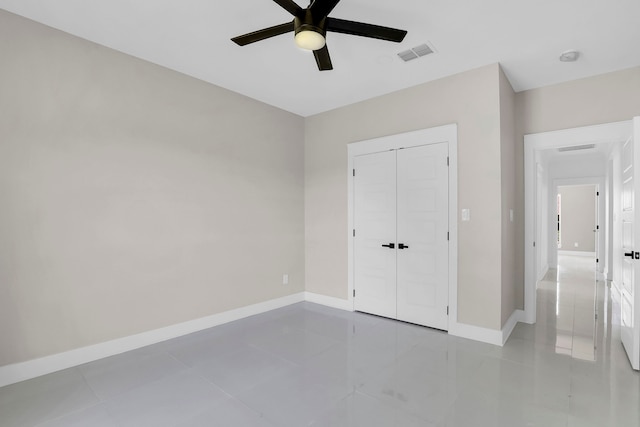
left=0, top=11, right=305, bottom=366
left=499, top=68, right=517, bottom=326
left=5, top=8, right=638, bottom=368
left=514, top=66, right=640, bottom=307
left=305, top=64, right=506, bottom=330
left=558, top=185, right=597, bottom=252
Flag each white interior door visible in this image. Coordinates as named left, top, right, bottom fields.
left=353, top=151, right=397, bottom=319
left=621, top=118, right=640, bottom=370
left=396, top=144, right=449, bottom=330
left=353, top=143, right=449, bottom=330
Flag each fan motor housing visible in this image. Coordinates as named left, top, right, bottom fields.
left=294, top=10, right=326, bottom=38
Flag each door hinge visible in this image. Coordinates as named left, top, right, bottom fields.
left=533, top=241, right=536, bottom=247
left=447, top=156, right=450, bottom=166
left=447, top=306, right=449, bottom=315
left=597, top=225, right=600, bottom=230
left=447, top=231, right=450, bottom=241
left=353, top=289, right=356, bottom=298
left=597, top=191, right=600, bottom=196
left=597, top=258, right=599, bottom=263
left=353, top=169, right=355, bottom=177
left=353, top=229, right=355, bottom=237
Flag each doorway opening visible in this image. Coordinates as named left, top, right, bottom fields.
left=525, top=118, right=640, bottom=369
left=556, top=184, right=598, bottom=259
left=524, top=121, right=630, bottom=324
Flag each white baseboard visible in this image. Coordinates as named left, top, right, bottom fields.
left=304, top=292, right=352, bottom=311
left=537, top=264, right=550, bottom=282
left=558, top=250, right=596, bottom=257
left=0, top=291, right=529, bottom=387
left=0, top=292, right=305, bottom=388
left=448, top=321, right=503, bottom=347
left=448, top=309, right=526, bottom=347
left=306, top=292, right=523, bottom=348
left=305, top=292, right=522, bottom=348
left=501, top=309, right=526, bottom=345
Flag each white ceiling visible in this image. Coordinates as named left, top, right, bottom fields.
left=1, top=0, right=639, bottom=117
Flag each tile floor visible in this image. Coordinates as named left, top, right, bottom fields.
left=1, top=254, right=639, bottom=426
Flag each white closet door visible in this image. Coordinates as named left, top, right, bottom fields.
left=396, top=143, right=449, bottom=330
left=353, top=151, right=397, bottom=319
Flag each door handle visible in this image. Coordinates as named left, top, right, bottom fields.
left=398, top=243, right=409, bottom=249
left=381, top=243, right=395, bottom=249
left=625, top=252, right=634, bottom=258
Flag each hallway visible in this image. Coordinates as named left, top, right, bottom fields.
left=536, top=254, right=599, bottom=360
left=510, top=254, right=640, bottom=426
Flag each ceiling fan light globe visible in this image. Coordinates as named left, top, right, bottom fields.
left=295, top=30, right=326, bottom=50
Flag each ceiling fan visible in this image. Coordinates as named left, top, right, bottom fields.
left=231, top=0, right=408, bottom=71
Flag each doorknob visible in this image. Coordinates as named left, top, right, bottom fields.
left=398, top=243, right=409, bottom=249
left=381, top=243, right=395, bottom=249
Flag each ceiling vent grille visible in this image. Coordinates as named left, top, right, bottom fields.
left=557, top=144, right=596, bottom=152
left=398, top=43, right=435, bottom=62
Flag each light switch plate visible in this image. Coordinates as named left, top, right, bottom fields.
left=462, top=209, right=470, bottom=221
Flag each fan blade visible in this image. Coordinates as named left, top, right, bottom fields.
left=310, top=0, right=342, bottom=19
left=273, top=0, right=303, bottom=16
left=231, top=21, right=294, bottom=46
left=313, top=45, right=333, bottom=71
left=326, top=18, right=407, bottom=42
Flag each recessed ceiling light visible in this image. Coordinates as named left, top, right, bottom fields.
left=559, top=50, right=580, bottom=62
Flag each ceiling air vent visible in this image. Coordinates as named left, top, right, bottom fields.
left=557, top=144, right=595, bottom=152
left=398, top=42, right=435, bottom=62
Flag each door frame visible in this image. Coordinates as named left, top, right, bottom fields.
left=524, top=120, right=632, bottom=324
left=347, top=124, right=458, bottom=329
left=553, top=180, right=603, bottom=264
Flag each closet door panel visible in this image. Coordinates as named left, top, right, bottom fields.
left=353, top=151, right=397, bottom=319
left=396, top=143, right=449, bottom=330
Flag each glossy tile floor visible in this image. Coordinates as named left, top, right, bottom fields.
left=1, top=254, right=639, bottom=426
